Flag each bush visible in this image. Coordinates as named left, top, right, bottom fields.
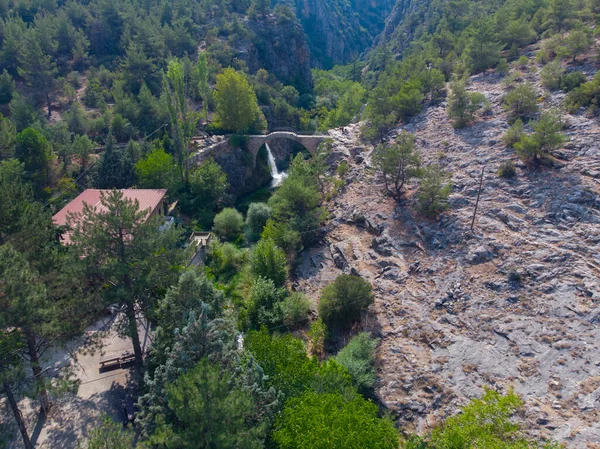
left=247, top=276, right=285, bottom=328
left=189, top=159, right=229, bottom=209
left=417, top=164, right=452, bottom=217
left=308, top=318, right=327, bottom=356
left=335, top=332, right=379, bottom=394
left=540, top=59, right=565, bottom=90
left=514, top=112, right=566, bottom=163
left=272, top=392, right=399, bottom=449
left=447, top=80, right=486, bottom=128
left=517, top=55, right=529, bottom=68
left=561, top=71, right=586, bottom=92
left=206, top=240, right=246, bottom=279
left=246, top=202, right=272, bottom=241
left=244, top=327, right=319, bottom=400
left=318, top=275, right=374, bottom=328
left=213, top=208, right=244, bottom=241
left=281, top=292, right=311, bottom=329
left=498, top=161, right=517, bottom=179
left=503, top=83, right=538, bottom=119
left=502, top=119, right=524, bottom=148
left=251, top=238, right=288, bottom=287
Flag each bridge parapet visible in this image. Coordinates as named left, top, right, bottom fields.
left=191, top=132, right=329, bottom=168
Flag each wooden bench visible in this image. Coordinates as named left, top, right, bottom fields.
left=99, top=352, right=136, bottom=370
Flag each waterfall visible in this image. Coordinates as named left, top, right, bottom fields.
left=265, top=143, right=287, bottom=188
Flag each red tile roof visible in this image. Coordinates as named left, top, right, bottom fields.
left=53, top=189, right=167, bottom=227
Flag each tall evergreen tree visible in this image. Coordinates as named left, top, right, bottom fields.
left=95, top=133, right=123, bottom=188
left=69, top=190, right=184, bottom=373
left=17, top=33, right=57, bottom=117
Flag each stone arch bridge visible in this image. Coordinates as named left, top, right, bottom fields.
left=191, top=131, right=329, bottom=167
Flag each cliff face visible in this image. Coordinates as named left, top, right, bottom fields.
left=279, top=0, right=395, bottom=68
left=245, top=15, right=314, bottom=94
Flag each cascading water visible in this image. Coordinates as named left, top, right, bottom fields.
left=265, top=143, right=287, bottom=188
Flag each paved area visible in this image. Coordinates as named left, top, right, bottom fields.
left=1, top=314, right=148, bottom=448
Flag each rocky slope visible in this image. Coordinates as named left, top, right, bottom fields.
left=280, top=0, right=395, bottom=67
left=295, top=63, right=600, bottom=447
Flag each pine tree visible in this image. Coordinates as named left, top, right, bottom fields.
left=70, top=190, right=184, bottom=374
left=95, top=133, right=124, bottom=188
left=17, top=33, right=57, bottom=117
left=0, top=330, right=32, bottom=449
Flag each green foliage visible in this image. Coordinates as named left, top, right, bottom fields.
left=251, top=239, right=288, bottom=287
left=135, top=147, right=177, bottom=190
left=560, top=71, right=586, bottom=92
left=84, top=416, right=135, bottom=449
left=372, top=131, right=421, bottom=197
left=503, top=83, right=539, bottom=119
left=307, top=318, right=328, bottom=357
left=514, top=112, right=566, bottom=163
left=498, top=161, right=517, bottom=179
left=245, top=327, right=318, bottom=400
left=15, top=127, right=51, bottom=193
left=318, top=274, right=374, bottom=328
left=214, top=68, right=265, bottom=134
left=267, top=154, right=323, bottom=252
left=246, top=202, right=272, bottom=242
left=152, top=358, right=266, bottom=449
left=417, top=164, right=453, bottom=217
left=502, top=119, right=524, bottom=148
left=189, top=160, right=229, bottom=210
left=0, top=115, right=16, bottom=159
left=206, top=240, right=247, bottom=281
left=429, top=388, right=558, bottom=449
left=540, top=59, right=565, bottom=90
left=247, top=276, right=285, bottom=328
left=335, top=332, right=379, bottom=394
left=448, top=79, right=486, bottom=128
left=213, top=208, right=244, bottom=242
left=0, top=70, right=15, bottom=104
left=70, top=190, right=184, bottom=369
left=153, top=270, right=225, bottom=359
left=272, top=391, right=399, bottom=449
left=563, top=26, right=591, bottom=62
left=565, top=71, right=600, bottom=113
left=281, top=292, right=311, bottom=329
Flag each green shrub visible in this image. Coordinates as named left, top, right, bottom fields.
left=561, top=71, right=586, bottom=92
left=250, top=238, right=287, bottom=287
left=503, top=83, right=538, bottom=119
left=540, top=59, right=565, bottom=90
left=318, top=275, right=374, bottom=328
left=308, top=318, right=327, bottom=356
left=247, top=276, right=285, bottom=328
left=213, top=207, right=244, bottom=241
left=335, top=332, right=379, bottom=394
left=246, top=202, right=272, bottom=241
left=517, top=55, right=529, bottom=67
left=281, top=292, right=311, bottom=329
left=417, top=164, right=452, bottom=217
left=244, top=327, right=318, bottom=400
left=514, top=112, right=566, bottom=163
left=498, top=161, right=517, bottom=179
left=229, top=134, right=249, bottom=148
left=336, top=160, right=349, bottom=178
left=206, top=240, right=246, bottom=279
left=502, top=119, right=524, bottom=148
left=272, top=392, right=399, bottom=449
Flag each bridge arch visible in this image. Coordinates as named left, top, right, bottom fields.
left=246, top=132, right=326, bottom=167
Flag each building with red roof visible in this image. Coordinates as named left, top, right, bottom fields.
left=53, top=189, right=168, bottom=243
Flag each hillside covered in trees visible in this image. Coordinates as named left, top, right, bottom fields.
left=2, top=0, right=600, bottom=447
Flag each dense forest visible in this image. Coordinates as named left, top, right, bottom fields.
left=2, top=0, right=600, bottom=447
